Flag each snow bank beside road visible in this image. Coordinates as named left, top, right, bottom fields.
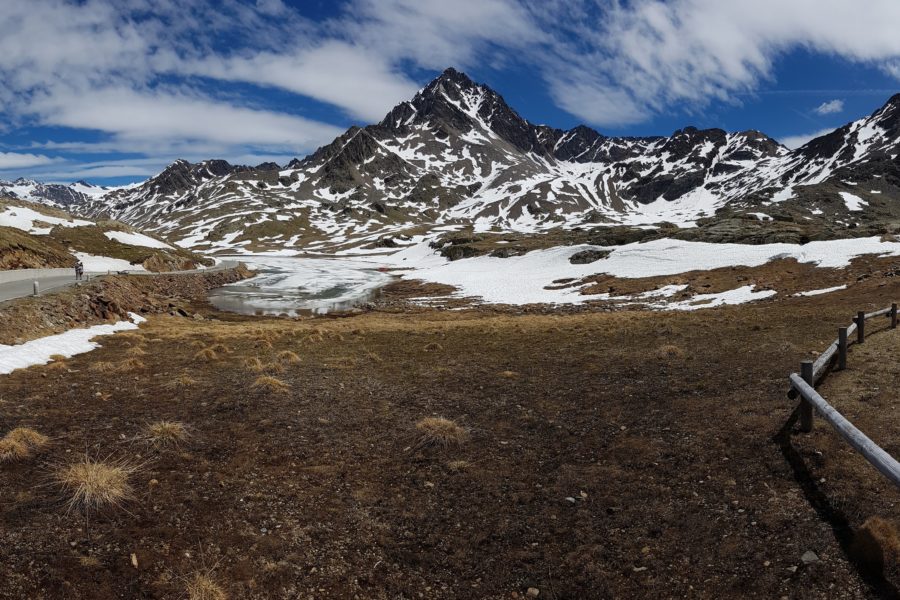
left=73, top=252, right=146, bottom=273
left=0, top=313, right=145, bottom=375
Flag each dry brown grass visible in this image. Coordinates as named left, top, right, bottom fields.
left=7, top=427, right=49, bottom=450
left=277, top=350, right=301, bottom=365
left=144, top=421, right=189, bottom=449
left=116, top=332, right=145, bottom=344
left=125, top=346, right=147, bottom=357
left=655, top=344, right=686, bottom=360
left=117, top=358, right=146, bottom=372
left=55, top=456, right=135, bottom=515
left=0, top=427, right=49, bottom=462
left=252, top=375, right=290, bottom=393
left=187, top=573, right=228, bottom=600
left=424, top=342, right=444, bottom=352
left=207, top=343, right=230, bottom=354
left=49, top=353, right=66, bottom=362
left=44, top=360, right=69, bottom=371
left=415, top=417, right=468, bottom=448
left=853, top=517, right=900, bottom=573
left=245, top=357, right=265, bottom=372
left=194, top=348, right=218, bottom=361
left=0, top=438, right=29, bottom=463
left=498, top=370, right=518, bottom=379
left=89, top=361, right=118, bottom=373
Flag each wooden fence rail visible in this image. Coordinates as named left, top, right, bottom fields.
left=787, top=302, right=900, bottom=488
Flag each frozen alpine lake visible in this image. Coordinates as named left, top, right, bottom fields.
left=208, top=256, right=393, bottom=316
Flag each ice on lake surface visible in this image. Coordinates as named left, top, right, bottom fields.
left=208, top=256, right=393, bottom=316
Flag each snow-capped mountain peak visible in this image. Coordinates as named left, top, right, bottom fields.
left=5, top=69, right=900, bottom=254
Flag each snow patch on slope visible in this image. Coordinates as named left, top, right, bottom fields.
left=0, top=313, right=145, bottom=375
left=104, top=230, right=173, bottom=249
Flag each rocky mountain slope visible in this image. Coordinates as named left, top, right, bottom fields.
left=19, top=69, right=900, bottom=253
left=0, top=198, right=210, bottom=271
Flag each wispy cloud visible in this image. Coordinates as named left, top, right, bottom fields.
left=0, top=152, right=60, bottom=169
left=779, top=128, right=837, bottom=149
left=3, top=0, right=900, bottom=182
left=813, top=99, right=844, bottom=115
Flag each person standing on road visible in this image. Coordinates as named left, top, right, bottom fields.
left=74, top=260, right=84, bottom=281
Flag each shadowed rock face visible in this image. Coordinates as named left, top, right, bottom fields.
left=12, top=68, right=900, bottom=252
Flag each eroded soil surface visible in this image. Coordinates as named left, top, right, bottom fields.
left=2, top=268, right=900, bottom=598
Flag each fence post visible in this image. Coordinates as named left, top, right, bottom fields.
left=892, top=303, right=898, bottom=329
left=838, top=327, right=848, bottom=371
left=32, top=281, right=39, bottom=296
left=800, top=360, right=814, bottom=432
left=857, top=311, right=866, bottom=344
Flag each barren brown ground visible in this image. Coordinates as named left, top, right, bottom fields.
left=3, top=267, right=900, bottom=598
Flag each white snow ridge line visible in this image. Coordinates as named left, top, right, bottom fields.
left=0, top=312, right=146, bottom=375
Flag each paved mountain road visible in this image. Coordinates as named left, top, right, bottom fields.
left=0, top=261, right=239, bottom=304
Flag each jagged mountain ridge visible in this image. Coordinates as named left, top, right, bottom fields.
left=21, top=68, right=900, bottom=253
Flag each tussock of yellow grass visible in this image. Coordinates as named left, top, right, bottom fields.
left=44, top=360, right=69, bottom=371
left=252, top=375, right=290, bottom=393
left=190, top=340, right=207, bottom=349
left=187, top=573, right=228, bottom=600
left=125, top=346, right=147, bottom=357
left=655, top=344, right=685, bottom=360
left=277, top=350, right=301, bottom=364
left=144, top=421, right=189, bottom=449
left=424, top=342, right=444, bottom=352
left=254, top=339, right=274, bottom=349
left=117, top=358, right=146, bottom=372
left=245, top=357, right=265, bottom=372
left=264, top=362, right=285, bottom=374
left=177, top=373, right=198, bottom=386
left=89, top=361, right=118, bottom=373
left=415, top=417, right=468, bottom=448
left=0, top=427, right=49, bottom=464
left=7, top=427, right=49, bottom=451
left=49, top=354, right=67, bottom=362
left=207, top=343, right=229, bottom=354
left=366, top=351, right=383, bottom=363
left=853, top=516, right=900, bottom=573
left=0, top=438, right=29, bottom=462
left=498, top=370, right=518, bottom=379
left=55, top=457, right=134, bottom=515
left=115, top=332, right=145, bottom=344
left=194, top=348, right=218, bottom=361
left=447, top=460, right=470, bottom=472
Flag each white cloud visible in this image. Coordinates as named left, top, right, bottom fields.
left=0, top=152, right=60, bottom=169
left=27, top=85, right=343, bottom=151
left=779, top=128, right=837, bottom=150
left=3, top=0, right=900, bottom=183
left=525, top=0, right=900, bottom=126
left=182, top=41, right=419, bottom=122
left=813, top=99, right=844, bottom=115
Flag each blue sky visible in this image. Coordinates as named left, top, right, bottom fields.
left=1, top=0, right=899, bottom=185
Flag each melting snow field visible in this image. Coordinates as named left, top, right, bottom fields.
left=369, top=236, right=900, bottom=308
left=0, top=204, right=92, bottom=235
left=104, top=230, right=173, bottom=249
left=0, top=313, right=145, bottom=375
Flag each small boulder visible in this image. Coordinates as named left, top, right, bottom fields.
left=569, top=249, right=611, bottom=264
left=800, top=550, right=820, bottom=565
